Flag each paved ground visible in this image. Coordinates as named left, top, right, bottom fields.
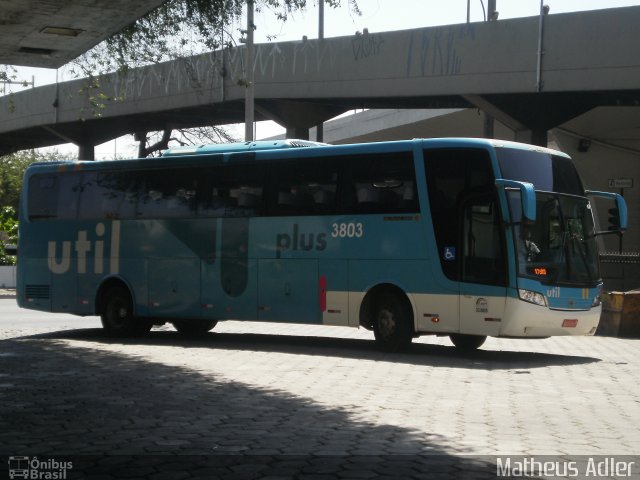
left=1, top=295, right=639, bottom=479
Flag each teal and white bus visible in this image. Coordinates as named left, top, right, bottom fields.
left=17, top=138, right=627, bottom=351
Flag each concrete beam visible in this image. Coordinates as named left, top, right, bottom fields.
left=0, top=0, right=170, bottom=68
left=2, top=6, right=640, bottom=152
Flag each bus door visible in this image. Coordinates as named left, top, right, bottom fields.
left=425, top=147, right=500, bottom=336
left=457, top=191, right=507, bottom=336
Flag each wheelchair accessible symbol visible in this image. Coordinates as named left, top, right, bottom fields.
left=443, top=246, right=456, bottom=261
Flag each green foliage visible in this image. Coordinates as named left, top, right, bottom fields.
left=71, top=0, right=359, bottom=76
left=0, top=206, right=17, bottom=266
left=0, top=149, right=67, bottom=213
left=0, top=150, right=65, bottom=265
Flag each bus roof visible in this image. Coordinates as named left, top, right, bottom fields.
left=23, top=138, right=570, bottom=176
left=162, top=139, right=327, bottom=156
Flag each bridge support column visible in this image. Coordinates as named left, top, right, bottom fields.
left=515, top=129, right=548, bottom=147
left=78, top=143, right=95, bottom=161
left=464, top=94, right=595, bottom=149
left=285, top=126, right=310, bottom=140
left=256, top=99, right=346, bottom=143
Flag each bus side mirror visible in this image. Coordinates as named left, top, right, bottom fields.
left=495, top=179, right=536, bottom=222
left=586, top=190, right=628, bottom=233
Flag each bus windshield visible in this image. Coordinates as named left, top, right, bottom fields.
left=497, top=146, right=600, bottom=286
left=496, top=148, right=584, bottom=196
left=507, top=191, right=600, bottom=287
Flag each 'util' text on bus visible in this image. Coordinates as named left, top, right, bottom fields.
left=47, top=221, right=120, bottom=275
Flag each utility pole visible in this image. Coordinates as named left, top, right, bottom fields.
left=487, top=0, right=497, bottom=20
left=2, top=76, right=34, bottom=96
left=244, top=0, right=255, bottom=141
left=316, top=0, right=325, bottom=142
left=483, top=0, right=497, bottom=139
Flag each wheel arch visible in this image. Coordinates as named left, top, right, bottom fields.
left=359, top=282, right=416, bottom=331
left=95, top=276, right=135, bottom=317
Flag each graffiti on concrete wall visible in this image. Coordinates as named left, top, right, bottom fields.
left=226, top=39, right=340, bottom=79
left=87, top=23, right=476, bottom=109
left=352, top=33, right=385, bottom=61
left=110, top=52, right=225, bottom=101
left=405, top=24, right=475, bottom=77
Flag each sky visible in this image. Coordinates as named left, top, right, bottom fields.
left=6, top=0, right=640, bottom=158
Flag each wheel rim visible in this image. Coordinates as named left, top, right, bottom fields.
left=377, top=308, right=397, bottom=338
left=108, top=299, right=128, bottom=328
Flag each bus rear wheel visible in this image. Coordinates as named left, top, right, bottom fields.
left=100, top=287, right=152, bottom=337
left=449, top=334, right=486, bottom=351
left=173, top=319, right=218, bottom=336
left=372, top=292, right=413, bottom=352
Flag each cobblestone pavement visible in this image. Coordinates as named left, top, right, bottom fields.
left=1, top=298, right=639, bottom=479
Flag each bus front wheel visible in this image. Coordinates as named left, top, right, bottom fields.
left=172, top=319, right=217, bottom=336
left=449, top=334, right=486, bottom=351
left=372, top=292, right=413, bottom=352
left=101, top=287, right=151, bottom=336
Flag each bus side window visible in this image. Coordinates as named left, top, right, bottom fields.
left=198, top=165, right=264, bottom=218
left=28, top=174, right=58, bottom=220
left=269, top=159, right=338, bottom=216
left=138, top=169, right=198, bottom=218
left=341, top=152, right=418, bottom=215
left=56, top=173, right=82, bottom=220
left=78, top=171, right=135, bottom=220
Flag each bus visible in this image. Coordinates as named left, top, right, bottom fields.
left=16, top=138, right=627, bottom=351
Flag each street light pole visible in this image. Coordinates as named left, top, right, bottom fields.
left=483, top=0, right=497, bottom=139
left=319, top=0, right=324, bottom=39
left=316, top=0, right=325, bottom=142
left=244, top=0, right=255, bottom=141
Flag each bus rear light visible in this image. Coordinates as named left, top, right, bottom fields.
left=319, top=276, right=327, bottom=312
left=562, top=319, right=578, bottom=328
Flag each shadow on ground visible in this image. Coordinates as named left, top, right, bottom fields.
left=0, top=335, right=526, bottom=479
left=24, top=327, right=601, bottom=371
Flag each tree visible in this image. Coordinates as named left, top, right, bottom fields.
left=71, top=0, right=359, bottom=76
left=0, top=206, right=17, bottom=266
left=0, top=149, right=67, bottom=264
left=136, top=126, right=238, bottom=158
left=0, top=150, right=67, bottom=214
left=68, top=0, right=358, bottom=156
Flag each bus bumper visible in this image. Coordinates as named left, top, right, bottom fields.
left=500, top=297, right=601, bottom=338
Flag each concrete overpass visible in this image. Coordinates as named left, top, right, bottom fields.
left=2, top=5, right=640, bottom=157
left=0, top=0, right=169, bottom=68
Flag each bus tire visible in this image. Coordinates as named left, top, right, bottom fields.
left=172, top=319, right=217, bottom=336
left=372, top=292, right=413, bottom=352
left=449, top=334, right=486, bottom=351
left=100, top=287, right=151, bottom=337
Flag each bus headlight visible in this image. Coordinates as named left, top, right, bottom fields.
left=518, top=289, right=547, bottom=307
